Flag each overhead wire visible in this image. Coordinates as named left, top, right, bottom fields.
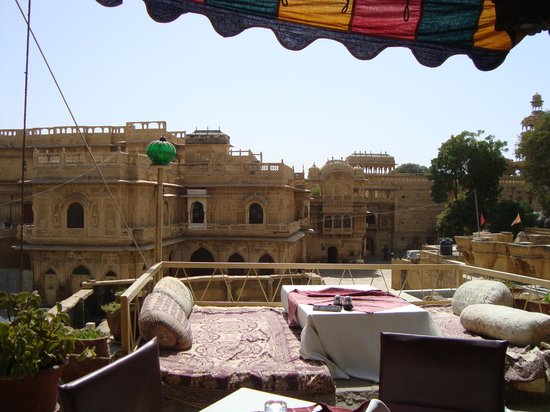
left=14, top=0, right=150, bottom=268
left=11, top=0, right=446, bottom=268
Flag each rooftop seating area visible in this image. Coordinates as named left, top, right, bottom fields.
left=55, top=260, right=550, bottom=411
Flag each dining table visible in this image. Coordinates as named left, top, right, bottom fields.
left=281, top=285, right=441, bottom=382
left=199, top=387, right=319, bottom=411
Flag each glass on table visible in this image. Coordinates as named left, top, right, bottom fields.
left=264, top=399, right=287, bottom=412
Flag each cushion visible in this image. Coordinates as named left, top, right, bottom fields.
left=153, top=276, right=194, bottom=318
left=451, top=279, right=513, bottom=315
left=460, top=303, right=550, bottom=346
left=138, top=292, right=192, bottom=350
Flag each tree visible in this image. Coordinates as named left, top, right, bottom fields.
left=394, top=163, right=428, bottom=174
left=428, top=131, right=508, bottom=207
left=485, top=200, right=536, bottom=236
left=428, top=131, right=508, bottom=236
left=517, top=111, right=550, bottom=213
left=435, top=194, right=476, bottom=237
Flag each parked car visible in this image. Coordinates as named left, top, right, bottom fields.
left=404, top=250, right=420, bottom=262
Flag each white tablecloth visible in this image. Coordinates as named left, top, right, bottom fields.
left=199, top=387, right=318, bottom=411
left=281, top=285, right=441, bottom=382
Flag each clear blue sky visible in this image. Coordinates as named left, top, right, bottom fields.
left=1, top=1, right=549, bottom=171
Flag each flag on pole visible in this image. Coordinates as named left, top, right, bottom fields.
left=511, top=213, right=522, bottom=226
left=480, top=213, right=486, bottom=226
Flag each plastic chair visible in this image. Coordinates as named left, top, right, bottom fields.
left=379, top=332, right=507, bottom=412
left=58, top=337, right=164, bottom=412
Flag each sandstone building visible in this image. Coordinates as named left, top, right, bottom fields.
left=0, top=95, right=541, bottom=302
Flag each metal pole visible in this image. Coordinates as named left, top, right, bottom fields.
left=474, top=188, right=481, bottom=237
left=19, top=0, right=33, bottom=291
left=155, top=167, right=164, bottom=263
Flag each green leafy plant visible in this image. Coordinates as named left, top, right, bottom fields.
left=71, top=328, right=107, bottom=340
left=0, top=291, right=92, bottom=378
left=101, top=301, right=121, bottom=314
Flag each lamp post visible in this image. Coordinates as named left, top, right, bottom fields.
left=146, top=136, right=176, bottom=265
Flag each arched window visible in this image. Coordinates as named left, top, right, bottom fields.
left=190, top=247, right=214, bottom=276
left=192, top=201, right=204, bottom=223
left=72, top=265, right=91, bottom=276
left=249, top=203, right=263, bottom=224
left=258, top=253, right=274, bottom=275
left=334, top=216, right=342, bottom=228
left=324, top=216, right=332, bottom=228
left=67, top=202, right=84, bottom=228
left=228, top=253, right=245, bottom=276
left=104, top=270, right=118, bottom=280
left=343, top=215, right=351, bottom=228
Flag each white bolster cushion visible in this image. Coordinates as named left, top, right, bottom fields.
left=138, top=292, right=192, bottom=350
left=460, top=303, right=550, bottom=346
left=153, top=276, right=194, bottom=318
left=452, top=279, right=513, bottom=315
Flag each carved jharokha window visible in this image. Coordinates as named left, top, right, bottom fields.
left=343, top=215, right=351, bottom=228
left=192, top=201, right=205, bottom=223
left=249, top=202, right=263, bottom=224
left=67, top=202, right=84, bottom=228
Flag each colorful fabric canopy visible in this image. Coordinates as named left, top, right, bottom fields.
left=99, top=0, right=523, bottom=71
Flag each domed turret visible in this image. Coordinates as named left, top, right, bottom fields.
left=531, top=93, right=543, bottom=112
left=308, top=163, right=320, bottom=178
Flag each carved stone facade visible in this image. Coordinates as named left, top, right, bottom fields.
left=0, top=123, right=310, bottom=303
left=0, top=107, right=537, bottom=302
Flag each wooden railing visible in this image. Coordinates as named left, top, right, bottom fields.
left=118, top=260, right=550, bottom=354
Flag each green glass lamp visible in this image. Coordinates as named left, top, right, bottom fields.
left=146, top=136, right=176, bottom=166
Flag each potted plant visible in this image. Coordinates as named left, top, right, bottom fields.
left=513, top=289, right=550, bottom=315
left=0, top=291, right=92, bottom=412
left=71, top=327, right=110, bottom=358
left=526, top=292, right=550, bottom=315
left=101, top=301, right=122, bottom=341
left=61, top=327, right=111, bottom=383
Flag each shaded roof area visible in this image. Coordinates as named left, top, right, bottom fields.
left=97, top=0, right=548, bottom=71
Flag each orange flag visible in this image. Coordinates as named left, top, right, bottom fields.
left=511, top=213, right=521, bottom=226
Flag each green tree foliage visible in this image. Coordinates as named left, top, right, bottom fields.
left=428, top=131, right=508, bottom=206
left=435, top=194, right=476, bottom=237
left=485, top=200, right=536, bottom=236
left=394, top=163, right=428, bottom=174
left=310, top=184, right=321, bottom=197
left=429, top=131, right=508, bottom=236
left=517, top=111, right=550, bottom=213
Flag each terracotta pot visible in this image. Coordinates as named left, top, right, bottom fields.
left=514, top=298, right=529, bottom=311
left=105, top=311, right=121, bottom=341
left=526, top=300, right=550, bottom=315
left=0, top=364, right=64, bottom=412
left=74, top=335, right=111, bottom=358
left=61, top=356, right=111, bottom=383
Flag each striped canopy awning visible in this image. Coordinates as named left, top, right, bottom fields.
left=97, top=0, right=544, bottom=71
